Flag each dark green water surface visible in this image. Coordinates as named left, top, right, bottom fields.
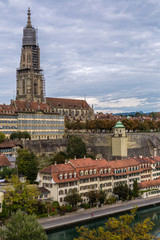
left=47, top=204, right=160, bottom=240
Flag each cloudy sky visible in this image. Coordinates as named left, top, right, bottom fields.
left=1, top=0, right=160, bottom=113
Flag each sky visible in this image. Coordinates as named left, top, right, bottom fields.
left=1, top=0, right=160, bottom=114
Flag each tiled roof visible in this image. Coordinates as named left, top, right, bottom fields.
left=46, top=97, right=91, bottom=109
left=38, top=187, right=50, bottom=194
left=0, top=155, right=11, bottom=167
left=138, top=178, right=160, bottom=189
left=13, top=101, right=54, bottom=113
left=0, top=140, right=21, bottom=149
left=39, top=156, right=160, bottom=184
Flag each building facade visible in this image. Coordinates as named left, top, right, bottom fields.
left=36, top=155, right=160, bottom=205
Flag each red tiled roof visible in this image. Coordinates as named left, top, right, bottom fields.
left=138, top=178, right=160, bottom=189
left=0, top=155, right=11, bottom=167
left=46, top=97, right=91, bottom=109
left=0, top=140, right=21, bottom=149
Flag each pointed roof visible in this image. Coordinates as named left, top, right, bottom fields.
left=27, top=7, right=32, bottom=28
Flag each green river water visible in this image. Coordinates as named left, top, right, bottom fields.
left=47, top=204, right=160, bottom=240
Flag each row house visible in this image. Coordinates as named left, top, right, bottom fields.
left=36, top=156, right=160, bottom=205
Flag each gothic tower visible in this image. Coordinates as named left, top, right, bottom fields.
left=16, top=8, right=45, bottom=102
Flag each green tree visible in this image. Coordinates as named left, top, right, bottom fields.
left=67, top=136, right=87, bottom=158
left=10, top=131, right=31, bottom=140
left=113, top=183, right=129, bottom=201
left=75, top=208, right=155, bottom=240
left=133, top=180, right=139, bottom=198
left=87, top=190, right=98, bottom=206
left=0, top=209, right=47, bottom=240
left=16, top=149, right=38, bottom=183
left=0, top=132, right=5, bottom=143
left=4, top=175, right=39, bottom=214
left=64, top=189, right=82, bottom=207
left=50, top=151, right=67, bottom=164
left=98, top=189, right=107, bottom=205
left=0, top=167, right=16, bottom=179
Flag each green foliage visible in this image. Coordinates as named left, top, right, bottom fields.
left=64, top=189, right=82, bottom=207
left=4, top=175, right=40, bottom=214
left=133, top=180, right=139, bottom=198
left=113, top=183, right=129, bottom=201
left=75, top=208, right=155, bottom=240
left=0, top=132, right=5, bottom=143
left=0, top=201, right=9, bottom=219
left=98, top=190, right=107, bottom=204
left=67, top=136, right=87, bottom=158
left=16, top=149, right=38, bottom=183
left=10, top=131, right=31, bottom=140
left=87, top=190, right=98, bottom=206
left=0, top=167, right=17, bottom=179
left=50, top=151, right=67, bottom=164
left=0, top=209, right=47, bottom=240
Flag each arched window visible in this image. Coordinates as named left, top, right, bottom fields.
left=23, top=54, right=25, bottom=62
left=69, top=173, right=72, bottom=179
left=74, top=172, right=77, bottom=178
left=27, top=53, right=31, bottom=63
left=89, top=169, right=92, bottom=175
left=23, top=79, right=25, bottom=94
left=34, top=80, right=38, bottom=95
left=85, top=170, right=88, bottom=176
left=80, top=171, right=84, bottom=176
left=93, top=169, right=97, bottom=174
left=64, top=173, right=68, bottom=179
left=59, top=174, right=63, bottom=180
left=100, top=169, right=103, bottom=174
left=59, top=190, right=63, bottom=195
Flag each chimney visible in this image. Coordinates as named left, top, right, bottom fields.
left=84, top=155, right=86, bottom=160
left=74, top=156, right=76, bottom=160
left=54, top=161, right=57, bottom=165
left=65, top=159, right=68, bottom=164
left=154, top=148, right=157, bottom=157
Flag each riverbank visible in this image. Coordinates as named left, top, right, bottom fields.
left=39, top=195, right=160, bottom=230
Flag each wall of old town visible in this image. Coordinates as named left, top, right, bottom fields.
left=23, top=132, right=160, bottom=158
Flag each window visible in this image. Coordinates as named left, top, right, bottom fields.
left=64, top=173, right=68, bottom=179
left=74, top=172, right=77, bottom=178
left=94, top=169, right=97, bottom=174
left=100, top=169, right=103, bottom=174
left=69, top=173, right=72, bottom=179
left=85, top=170, right=88, bottom=175
left=89, top=169, right=92, bottom=175
left=59, top=174, right=63, bottom=180
left=80, top=171, right=84, bottom=176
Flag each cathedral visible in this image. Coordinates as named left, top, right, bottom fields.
left=15, top=8, right=94, bottom=122
left=0, top=8, right=94, bottom=140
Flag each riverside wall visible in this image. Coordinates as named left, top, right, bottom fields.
left=23, top=132, right=160, bottom=159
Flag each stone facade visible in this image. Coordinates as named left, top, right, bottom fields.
left=16, top=8, right=45, bottom=103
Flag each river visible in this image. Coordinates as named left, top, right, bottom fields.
left=47, top=204, right=160, bottom=240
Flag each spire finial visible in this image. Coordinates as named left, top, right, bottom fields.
left=27, top=7, right=32, bottom=28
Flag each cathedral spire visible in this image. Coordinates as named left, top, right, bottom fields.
left=27, top=7, right=32, bottom=28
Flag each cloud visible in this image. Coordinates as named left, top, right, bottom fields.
left=1, top=0, right=160, bottom=113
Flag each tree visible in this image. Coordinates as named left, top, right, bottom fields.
left=0, top=132, right=5, bottom=143
left=98, top=189, right=107, bottom=205
left=87, top=190, right=98, bottom=206
left=113, top=183, right=129, bottom=201
left=64, top=189, right=82, bottom=207
left=50, top=151, right=67, bottom=164
left=133, top=180, right=139, bottom=198
left=10, top=131, right=31, bottom=140
left=67, top=136, right=87, bottom=159
left=0, top=209, right=47, bottom=240
left=16, top=149, right=38, bottom=183
left=75, top=208, right=155, bottom=240
left=4, top=175, right=39, bottom=214
left=0, top=167, right=16, bottom=179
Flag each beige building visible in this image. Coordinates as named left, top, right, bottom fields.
left=112, top=121, right=128, bottom=159
left=36, top=156, right=160, bottom=205
left=46, top=97, right=95, bottom=122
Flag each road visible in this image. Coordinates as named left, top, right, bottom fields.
left=39, top=196, right=160, bottom=230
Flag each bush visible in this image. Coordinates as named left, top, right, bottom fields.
left=106, top=196, right=117, bottom=204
